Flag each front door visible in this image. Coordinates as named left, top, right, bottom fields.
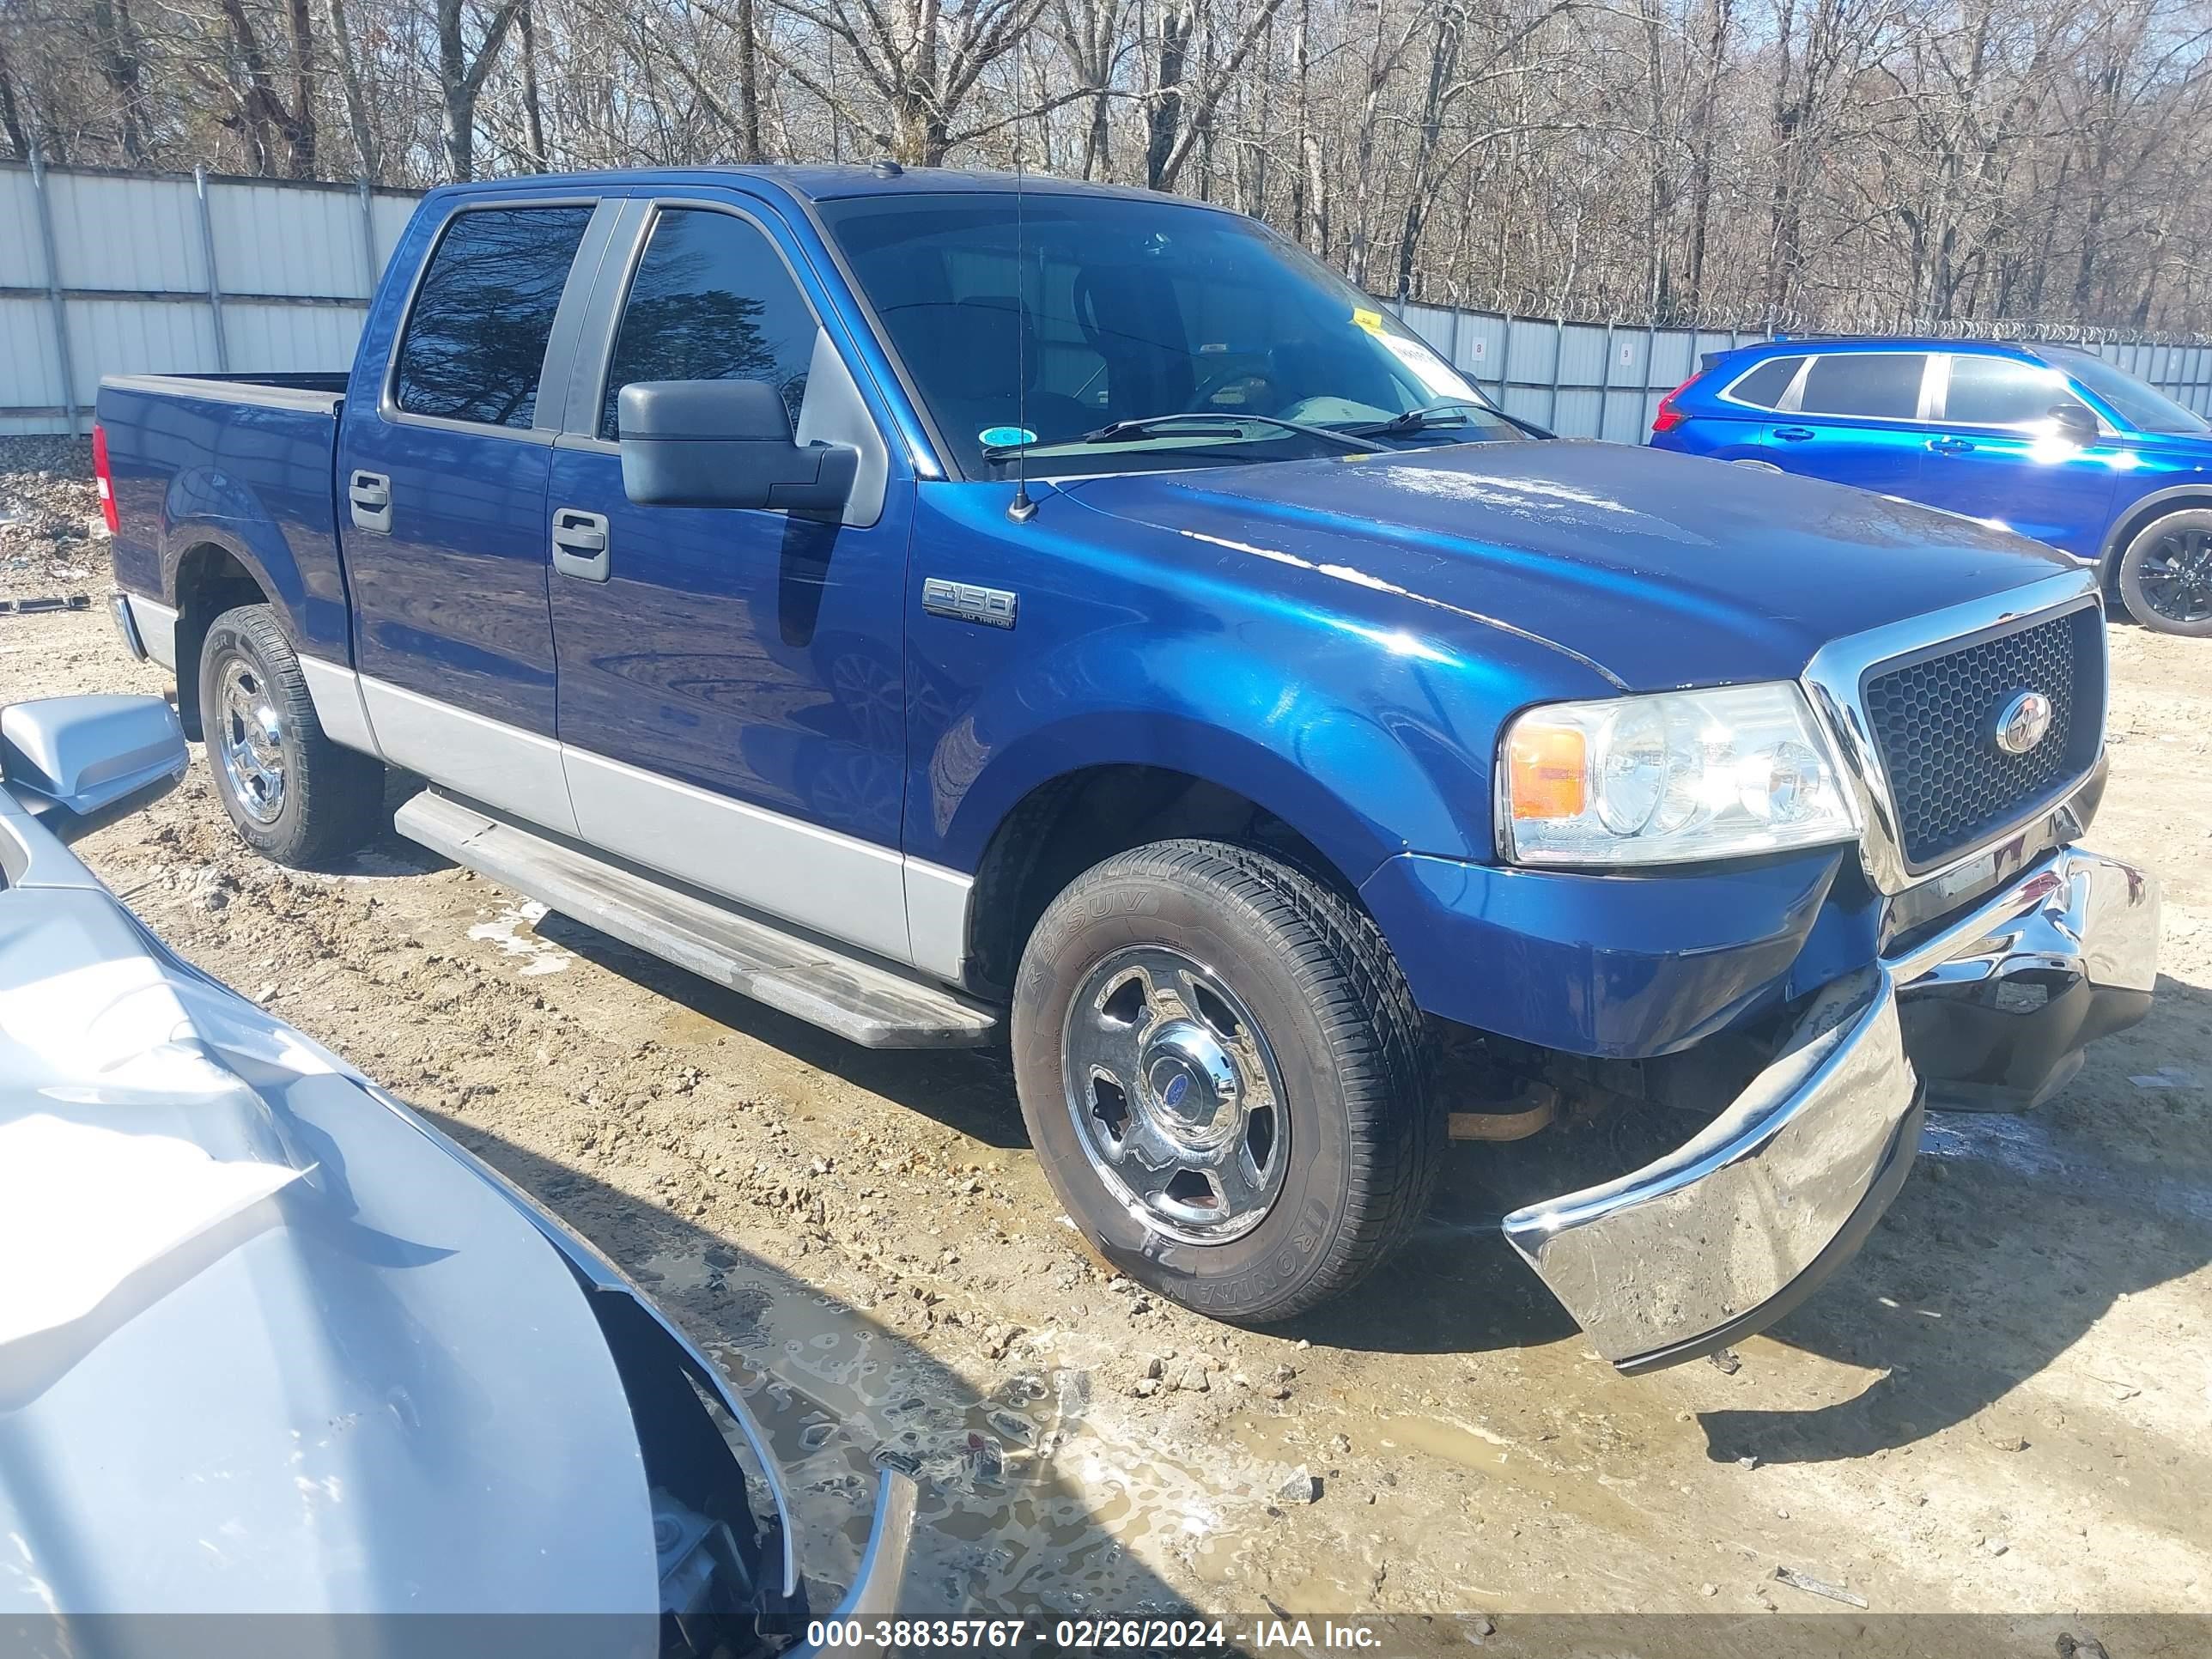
left=544, top=200, right=916, bottom=963
left=1917, top=353, right=2123, bottom=557
left=337, top=200, right=600, bottom=836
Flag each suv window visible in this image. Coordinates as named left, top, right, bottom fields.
left=601, top=209, right=818, bottom=441
left=1945, top=355, right=2077, bottom=428
left=1725, top=355, right=1805, bottom=409
left=1798, top=353, right=1928, bottom=421
left=393, top=205, right=592, bottom=428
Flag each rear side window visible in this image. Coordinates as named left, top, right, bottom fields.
left=1944, top=355, right=2075, bottom=428
left=600, top=209, right=819, bottom=441
left=1798, top=354, right=1928, bottom=421
left=393, top=205, right=593, bottom=429
left=1724, top=355, right=1805, bottom=409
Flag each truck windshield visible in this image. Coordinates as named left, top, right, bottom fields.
left=2043, top=346, right=2210, bottom=436
left=817, top=191, right=1524, bottom=479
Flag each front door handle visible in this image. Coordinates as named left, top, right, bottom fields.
left=348, top=470, right=392, bottom=533
left=1772, top=426, right=1815, bottom=442
left=1928, top=435, right=1975, bottom=455
left=551, top=507, right=611, bottom=581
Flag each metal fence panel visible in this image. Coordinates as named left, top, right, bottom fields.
left=47, top=170, right=207, bottom=295
left=210, top=177, right=380, bottom=299
left=64, top=298, right=222, bottom=409
left=0, top=171, right=45, bottom=288
left=0, top=159, right=424, bottom=433
left=221, top=300, right=370, bottom=372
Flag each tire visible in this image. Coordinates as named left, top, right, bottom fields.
left=2115, top=508, right=2212, bottom=636
left=1010, top=839, right=1440, bottom=1325
left=198, top=603, right=385, bottom=866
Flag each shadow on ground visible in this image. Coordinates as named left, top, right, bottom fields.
left=424, top=1115, right=1200, bottom=1619
left=460, top=835, right=2212, bottom=1482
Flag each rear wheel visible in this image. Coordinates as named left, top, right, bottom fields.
left=198, top=603, right=385, bottom=865
left=1010, top=840, right=1440, bottom=1324
left=2116, top=509, right=2212, bottom=636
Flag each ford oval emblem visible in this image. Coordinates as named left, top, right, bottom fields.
left=1994, top=690, right=2054, bottom=756
left=1161, top=1072, right=1191, bottom=1109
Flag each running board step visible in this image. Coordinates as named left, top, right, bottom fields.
left=395, top=791, right=1000, bottom=1049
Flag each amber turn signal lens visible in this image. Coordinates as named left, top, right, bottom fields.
left=1509, top=725, right=1587, bottom=820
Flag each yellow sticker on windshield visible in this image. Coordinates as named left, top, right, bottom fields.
left=1352, top=307, right=1387, bottom=332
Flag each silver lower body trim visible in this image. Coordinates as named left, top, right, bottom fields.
left=1504, top=845, right=2159, bottom=1371
left=123, top=593, right=177, bottom=672
left=298, top=654, right=378, bottom=755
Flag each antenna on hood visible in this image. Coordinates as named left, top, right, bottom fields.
left=1006, top=121, right=1037, bottom=524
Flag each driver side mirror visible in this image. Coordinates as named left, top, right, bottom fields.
left=2049, top=402, right=2100, bottom=445
left=2, top=695, right=187, bottom=844
left=617, top=380, right=858, bottom=514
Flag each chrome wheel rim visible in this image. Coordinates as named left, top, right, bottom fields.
left=2141, top=527, right=2212, bottom=624
left=1061, top=945, right=1289, bottom=1245
left=215, top=654, right=286, bottom=824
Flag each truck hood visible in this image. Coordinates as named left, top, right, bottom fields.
left=1061, top=441, right=2083, bottom=689
left=0, top=883, right=659, bottom=1626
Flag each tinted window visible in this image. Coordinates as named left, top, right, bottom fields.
left=820, top=192, right=1520, bottom=478
left=2044, top=346, right=2210, bottom=435
left=394, top=206, right=592, bottom=428
left=1726, top=355, right=1804, bottom=409
left=1799, top=354, right=1928, bottom=421
left=602, top=209, right=817, bottom=441
left=1945, top=355, right=2075, bottom=427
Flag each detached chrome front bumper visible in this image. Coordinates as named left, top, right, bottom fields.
left=1504, top=846, right=2160, bottom=1374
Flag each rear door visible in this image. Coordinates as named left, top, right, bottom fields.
left=1765, top=350, right=1935, bottom=500
left=541, top=195, right=917, bottom=963
left=337, top=197, right=613, bottom=836
left=1918, top=353, right=2122, bottom=556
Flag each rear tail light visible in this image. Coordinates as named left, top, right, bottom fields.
left=91, top=422, right=119, bottom=533
left=1650, top=376, right=1702, bottom=436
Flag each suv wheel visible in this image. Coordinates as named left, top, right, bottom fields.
left=1011, top=840, right=1439, bottom=1324
left=2116, top=509, right=2212, bottom=636
left=198, top=604, right=385, bottom=865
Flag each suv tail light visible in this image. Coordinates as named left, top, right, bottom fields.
left=91, top=422, right=120, bottom=533
left=1650, top=375, right=1702, bottom=436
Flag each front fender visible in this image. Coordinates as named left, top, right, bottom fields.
left=915, top=621, right=1587, bottom=886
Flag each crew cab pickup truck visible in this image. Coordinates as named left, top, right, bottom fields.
left=99, top=166, right=2160, bottom=1374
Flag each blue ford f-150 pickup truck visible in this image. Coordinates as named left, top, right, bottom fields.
left=99, top=165, right=2160, bottom=1373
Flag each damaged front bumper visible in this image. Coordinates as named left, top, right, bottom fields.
left=1503, top=846, right=2160, bottom=1374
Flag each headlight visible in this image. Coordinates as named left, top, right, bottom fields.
left=1499, top=683, right=1859, bottom=866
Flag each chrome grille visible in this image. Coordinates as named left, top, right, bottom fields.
left=1862, top=605, right=2104, bottom=871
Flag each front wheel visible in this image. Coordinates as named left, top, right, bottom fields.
left=2116, top=509, right=2212, bottom=636
left=1010, top=840, right=1439, bottom=1324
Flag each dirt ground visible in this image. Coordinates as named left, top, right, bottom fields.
left=5, top=441, right=2209, bottom=1644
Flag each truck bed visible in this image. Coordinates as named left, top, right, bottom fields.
left=98, top=369, right=355, bottom=661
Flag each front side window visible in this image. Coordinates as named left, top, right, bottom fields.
left=2043, top=346, right=2210, bottom=435
left=1798, top=354, right=1929, bottom=422
left=1943, top=355, right=2079, bottom=428
left=601, top=209, right=818, bottom=441
left=819, top=191, right=1524, bottom=478
left=393, top=205, right=592, bottom=428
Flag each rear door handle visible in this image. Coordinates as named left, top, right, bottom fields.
left=1928, top=435, right=1975, bottom=455
left=551, top=507, right=611, bottom=581
left=1772, top=426, right=1815, bottom=442
left=348, top=470, right=392, bottom=533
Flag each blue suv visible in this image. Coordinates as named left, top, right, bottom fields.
left=1650, top=337, right=2212, bottom=635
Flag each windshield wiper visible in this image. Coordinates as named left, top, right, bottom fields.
left=981, top=411, right=1373, bottom=460
left=1339, top=397, right=1553, bottom=441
